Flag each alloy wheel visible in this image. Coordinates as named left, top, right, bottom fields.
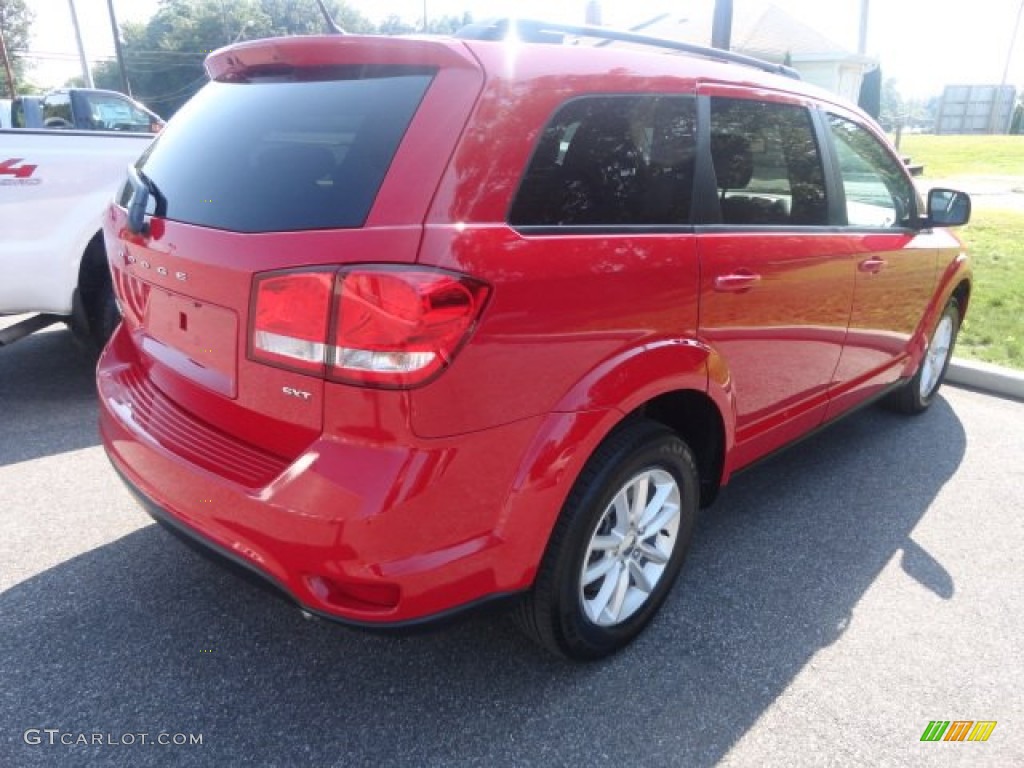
left=579, top=468, right=682, bottom=627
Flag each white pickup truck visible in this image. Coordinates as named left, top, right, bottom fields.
left=0, top=128, right=153, bottom=349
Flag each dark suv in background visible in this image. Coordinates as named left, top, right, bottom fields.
left=98, top=20, right=971, bottom=659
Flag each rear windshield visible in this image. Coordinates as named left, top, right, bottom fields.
left=135, top=66, right=434, bottom=233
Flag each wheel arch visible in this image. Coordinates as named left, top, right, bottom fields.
left=76, top=230, right=109, bottom=296
left=493, top=339, right=735, bottom=591
left=630, top=389, right=727, bottom=507
left=951, top=278, right=970, bottom=321
left=903, top=255, right=972, bottom=378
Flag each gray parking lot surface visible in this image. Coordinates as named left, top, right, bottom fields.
left=1, top=326, right=1022, bottom=767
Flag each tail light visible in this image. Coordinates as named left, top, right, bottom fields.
left=251, top=271, right=334, bottom=374
left=250, top=267, right=489, bottom=388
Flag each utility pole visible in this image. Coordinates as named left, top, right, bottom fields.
left=0, top=13, right=17, bottom=98
left=990, top=0, right=1024, bottom=133
left=858, top=0, right=870, bottom=55
left=218, top=0, right=230, bottom=44
left=68, top=0, right=95, bottom=88
left=711, top=0, right=733, bottom=51
left=106, top=0, right=132, bottom=96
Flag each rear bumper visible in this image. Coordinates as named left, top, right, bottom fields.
left=110, top=459, right=520, bottom=630
left=98, top=326, right=541, bottom=626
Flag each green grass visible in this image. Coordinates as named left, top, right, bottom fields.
left=883, top=134, right=1024, bottom=369
left=898, top=134, right=1024, bottom=179
left=957, top=209, right=1024, bottom=369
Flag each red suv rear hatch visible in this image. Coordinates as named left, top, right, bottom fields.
left=105, top=36, right=483, bottom=481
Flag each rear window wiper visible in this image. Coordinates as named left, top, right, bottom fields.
left=126, top=165, right=167, bottom=235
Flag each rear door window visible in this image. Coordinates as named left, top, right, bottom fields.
left=136, top=66, right=434, bottom=233
left=509, top=95, right=697, bottom=227
left=708, top=98, right=828, bottom=226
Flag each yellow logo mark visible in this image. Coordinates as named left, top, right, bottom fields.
left=967, top=721, right=997, bottom=742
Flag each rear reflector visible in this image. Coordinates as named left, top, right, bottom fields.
left=249, top=267, right=489, bottom=388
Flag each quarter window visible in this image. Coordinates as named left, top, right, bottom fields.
left=509, top=95, right=697, bottom=227
left=828, top=114, right=917, bottom=228
left=708, top=98, right=828, bottom=226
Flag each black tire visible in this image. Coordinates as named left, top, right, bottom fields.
left=516, top=418, right=699, bottom=660
left=86, top=266, right=121, bottom=350
left=887, top=298, right=960, bottom=415
left=72, top=237, right=121, bottom=354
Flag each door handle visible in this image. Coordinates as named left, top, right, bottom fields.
left=714, top=272, right=762, bottom=293
left=858, top=257, right=887, bottom=274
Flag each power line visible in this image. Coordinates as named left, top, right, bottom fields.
left=136, top=73, right=208, bottom=104
left=13, top=47, right=208, bottom=59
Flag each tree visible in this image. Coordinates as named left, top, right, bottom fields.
left=425, top=13, right=473, bottom=35
left=1011, top=97, right=1024, bottom=135
left=377, top=12, right=471, bottom=36
left=258, top=0, right=374, bottom=35
left=91, top=6, right=213, bottom=117
left=879, top=76, right=903, bottom=132
left=91, top=0, right=468, bottom=119
left=0, top=0, right=33, bottom=97
left=377, top=15, right=415, bottom=36
left=92, top=0, right=375, bottom=118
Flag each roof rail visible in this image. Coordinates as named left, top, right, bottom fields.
left=454, top=18, right=802, bottom=81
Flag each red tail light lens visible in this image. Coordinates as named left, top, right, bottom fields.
left=251, top=271, right=334, bottom=374
left=330, top=270, right=489, bottom=387
left=248, top=267, right=489, bottom=388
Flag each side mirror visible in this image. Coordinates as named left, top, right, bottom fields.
left=926, top=188, right=971, bottom=227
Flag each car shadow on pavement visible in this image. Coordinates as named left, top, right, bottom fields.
left=0, top=398, right=966, bottom=768
left=0, top=328, right=100, bottom=467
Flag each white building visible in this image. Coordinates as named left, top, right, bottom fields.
left=619, top=2, right=876, bottom=103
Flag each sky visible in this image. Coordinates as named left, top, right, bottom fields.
left=17, top=0, right=1024, bottom=100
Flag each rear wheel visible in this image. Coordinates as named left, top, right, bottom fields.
left=71, top=236, right=121, bottom=354
left=888, top=298, right=960, bottom=414
left=85, top=267, right=120, bottom=350
left=516, top=418, right=699, bottom=660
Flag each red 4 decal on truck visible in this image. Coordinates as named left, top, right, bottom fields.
left=0, top=158, right=40, bottom=185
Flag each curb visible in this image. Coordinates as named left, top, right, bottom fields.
left=946, top=357, right=1024, bottom=402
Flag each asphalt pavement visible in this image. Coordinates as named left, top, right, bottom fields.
left=1, top=325, right=1022, bottom=767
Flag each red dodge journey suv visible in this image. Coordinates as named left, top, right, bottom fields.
left=98, top=20, right=972, bottom=659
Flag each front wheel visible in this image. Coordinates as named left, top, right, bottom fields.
left=888, top=298, right=960, bottom=414
left=516, top=419, right=699, bottom=660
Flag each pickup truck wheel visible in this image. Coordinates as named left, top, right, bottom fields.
left=515, top=419, right=699, bottom=660
left=887, top=298, right=960, bottom=414
left=87, top=271, right=120, bottom=350
left=73, top=236, right=121, bottom=353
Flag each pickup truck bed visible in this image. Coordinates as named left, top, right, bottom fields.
left=0, top=128, right=153, bottom=348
